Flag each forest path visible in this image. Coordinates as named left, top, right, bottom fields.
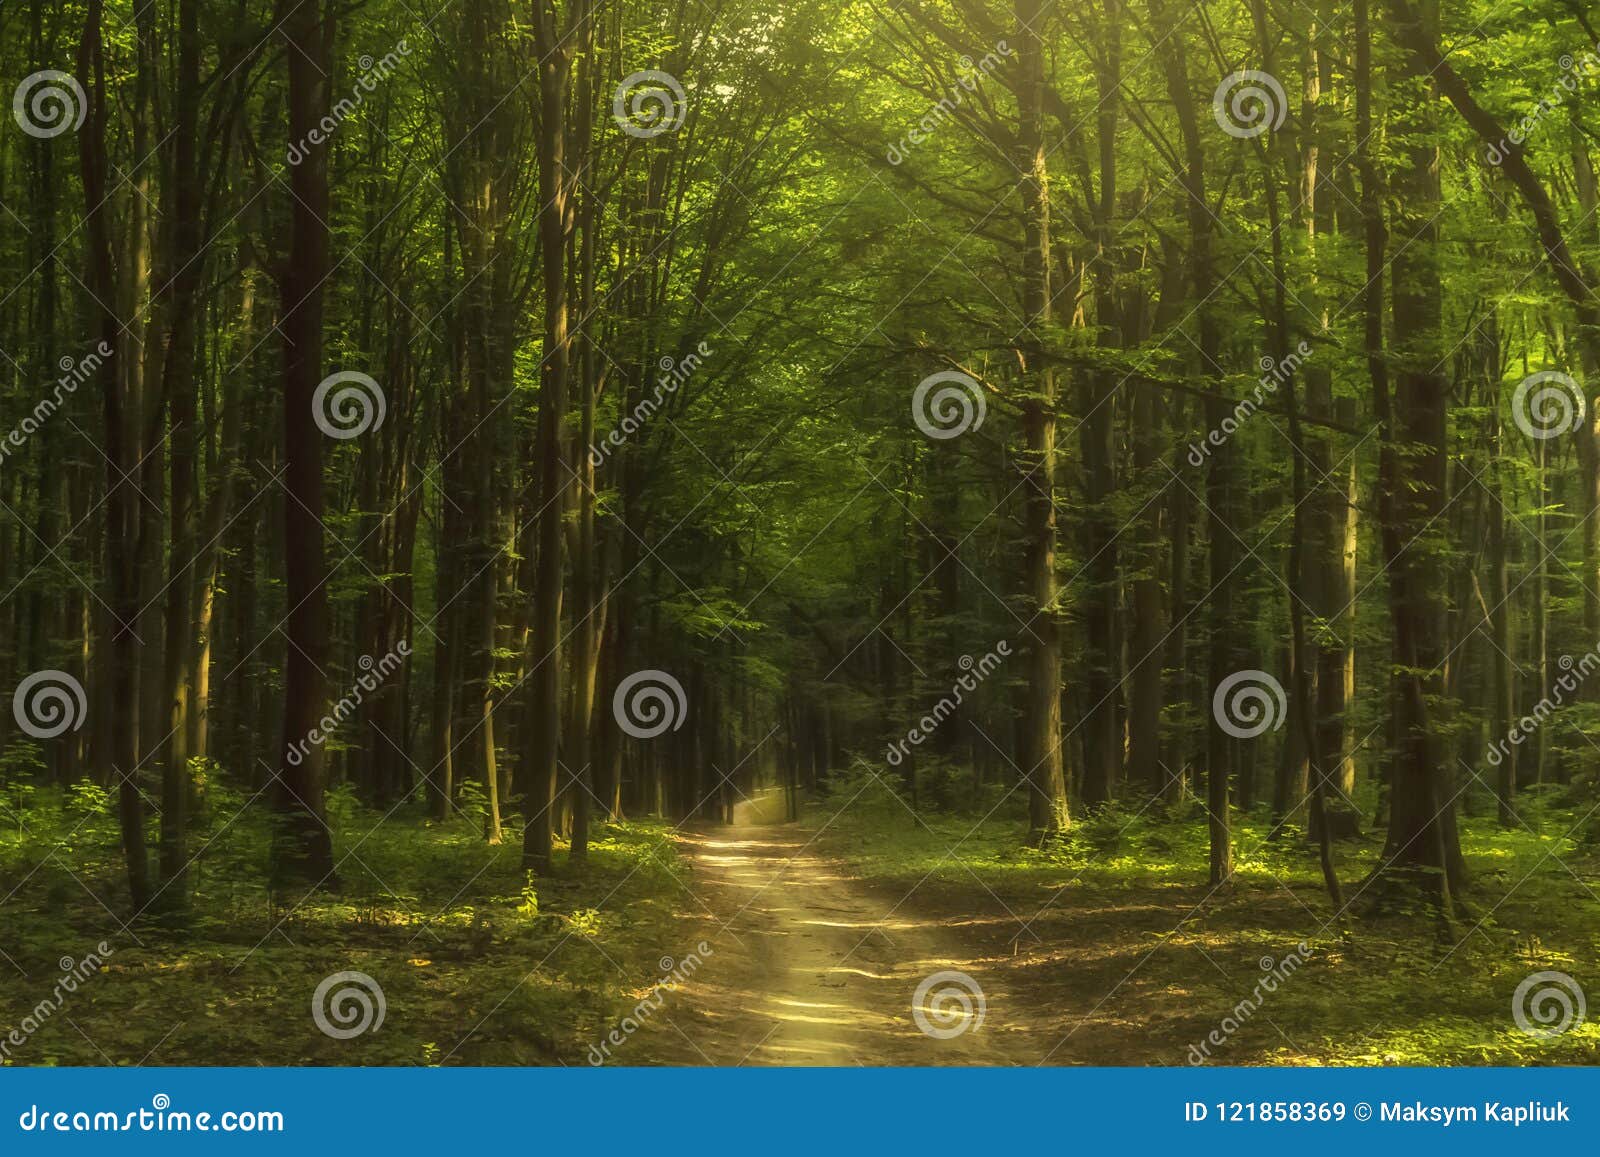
left=631, top=798, right=1022, bottom=1065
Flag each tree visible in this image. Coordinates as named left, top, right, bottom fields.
left=273, top=0, right=337, bottom=888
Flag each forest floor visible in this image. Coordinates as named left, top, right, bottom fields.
left=0, top=786, right=697, bottom=1066
left=629, top=780, right=1600, bottom=1066
left=4, top=779, right=1600, bottom=1065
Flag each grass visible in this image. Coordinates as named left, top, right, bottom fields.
left=800, top=767, right=1600, bottom=1065
left=5, top=762, right=1598, bottom=1067
left=0, top=778, right=690, bottom=1065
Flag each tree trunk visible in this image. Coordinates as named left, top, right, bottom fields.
left=79, top=0, right=150, bottom=910
left=156, top=0, right=205, bottom=910
left=523, top=0, right=577, bottom=873
left=273, top=0, right=337, bottom=889
left=1366, top=0, right=1464, bottom=906
left=1016, top=0, right=1068, bottom=843
left=1154, top=0, right=1230, bottom=881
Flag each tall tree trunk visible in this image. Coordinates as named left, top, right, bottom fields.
left=453, top=0, right=504, bottom=844
left=523, top=0, right=577, bottom=873
left=1488, top=382, right=1515, bottom=824
left=568, top=18, right=600, bottom=863
left=1367, top=0, right=1464, bottom=906
left=1301, top=0, right=1357, bottom=834
left=1078, top=0, right=1123, bottom=807
left=1154, top=0, right=1229, bottom=881
left=273, top=0, right=337, bottom=888
left=1016, top=0, right=1068, bottom=843
left=79, top=0, right=149, bottom=910
left=1256, top=0, right=1341, bottom=908
left=156, top=0, right=205, bottom=909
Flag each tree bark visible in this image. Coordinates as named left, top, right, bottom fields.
left=79, top=0, right=150, bottom=910
left=523, top=0, right=578, bottom=873
left=1366, top=0, right=1464, bottom=905
left=1016, top=0, right=1068, bottom=843
left=273, top=0, right=337, bottom=888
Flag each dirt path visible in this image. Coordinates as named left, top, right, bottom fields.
left=633, top=811, right=1021, bottom=1065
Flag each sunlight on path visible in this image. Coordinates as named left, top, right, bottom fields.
left=635, top=809, right=1017, bottom=1066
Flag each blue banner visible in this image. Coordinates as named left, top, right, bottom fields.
left=2, top=1067, right=1594, bottom=1153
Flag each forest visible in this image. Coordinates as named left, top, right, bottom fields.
left=0, top=0, right=1598, bottom=1067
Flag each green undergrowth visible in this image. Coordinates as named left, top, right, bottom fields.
left=803, top=767, right=1600, bottom=1066
left=0, top=781, right=689, bottom=1065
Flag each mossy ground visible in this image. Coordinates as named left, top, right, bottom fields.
left=0, top=781, right=689, bottom=1065
left=801, top=770, right=1600, bottom=1065
left=5, top=770, right=1598, bottom=1066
